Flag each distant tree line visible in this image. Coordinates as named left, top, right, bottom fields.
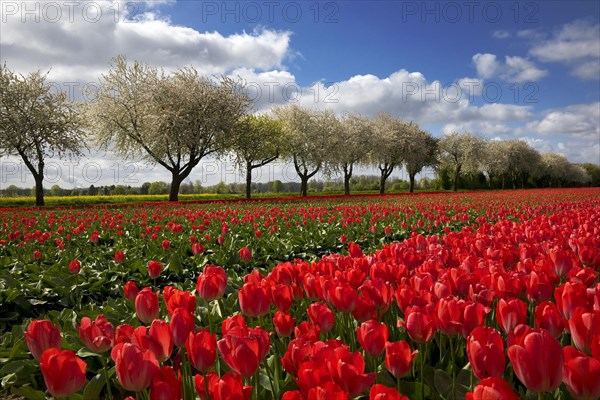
left=1, top=60, right=598, bottom=206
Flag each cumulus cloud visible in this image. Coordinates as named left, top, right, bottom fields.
left=492, top=30, right=510, bottom=39
left=0, top=1, right=292, bottom=82
left=530, top=19, right=600, bottom=79
left=472, top=53, right=547, bottom=82
left=519, top=103, right=600, bottom=139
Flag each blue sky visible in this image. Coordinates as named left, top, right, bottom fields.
left=0, top=0, right=599, bottom=188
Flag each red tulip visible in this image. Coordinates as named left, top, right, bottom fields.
left=161, top=239, right=170, bottom=251
left=170, top=307, right=194, bottom=347
left=238, top=282, right=271, bottom=318
left=329, top=346, right=376, bottom=397
left=78, top=314, right=114, bottom=353
left=348, top=242, right=363, bottom=258
left=191, top=242, right=204, bottom=255
left=149, top=320, right=174, bottom=362
left=194, top=371, right=217, bottom=400
left=466, top=377, right=520, bottom=400
left=496, top=298, right=527, bottom=334
left=370, top=384, right=409, bottom=400
left=555, top=282, right=588, bottom=320
left=239, top=247, right=252, bottom=262
left=111, top=342, right=159, bottom=392
left=563, top=346, right=600, bottom=400
left=307, top=382, right=349, bottom=400
left=24, top=320, right=62, bottom=361
left=307, top=302, right=335, bottom=334
left=150, top=366, right=181, bottom=400
left=114, top=251, right=125, bottom=264
left=569, top=308, right=600, bottom=354
left=461, top=301, right=488, bottom=338
left=164, top=288, right=196, bottom=317
left=217, top=235, right=225, bottom=245
left=436, top=297, right=463, bottom=336
left=40, top=348, right=87, bottom=397
left=217, top=326, right=270, bottom=378
left=274, top=311, right=296, bottom=337
left=328, top=282, right=358, bottom=313
left=294, top=321, right=321, bottom=341
left=466, top=327, right=505, bottom=379
left=281, top=337, right=317, bottom=376
left=34, top=250, right=42, bottom=260
left=69, top=259, right=81, bottom=274
left=534, top=301, right=566, bottom=339
left=339, top=235, right=347, bottom=244
left=196, top=265, right=227, bottom=302
left=385, top=341, right=418, bottom=379
left=271, top=284, right=293, bottom=312
left=221, top=314, right=247, bottom=336
left=136, top=287, right=160, bottom=324
left=507, top=327, right=563, bottom=393
left=402, top=305, right=437, bottom=343
left=124, top=281, right=139, bottom=301
left=186, top=328, right=217, bottom=373
left=357, top=319, right=389, bottom=357
left=148, top=260, right=162, bottom=279
left=212, top=372, right=253, bottom=400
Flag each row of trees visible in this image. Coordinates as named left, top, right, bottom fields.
left=1, top=59, right=596, bottom=206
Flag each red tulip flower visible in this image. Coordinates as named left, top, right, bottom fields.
left=329, top=347, right=376, bottom=397
left=217, top=235, right=225, bottom=245
left=271, top=284, right=293, bottom=312
left=124, top=281, right=139, bottom=302
left=191, top=242, right=204, bottom=255
left=78, top=314, right=114, bottom=353
left=294, top=321, right=321, bottom=341
left=534, top=301, right=566, bottom=339
left=273, top=311, right=296, bottom=337
left=150, top=366, right=181, bottom=400
left=164, top=287, right=196, bottom=317
left=357, top=319, right=389, bottom=357
left=111, top=342, right=159, bottom=392
left=238, top=282, right=271, bottom=318
left=496, top=298, right=527, bottom=334
left=69, top=259, right=81, bottom=274
left=170, top=307, right=194, bottom=347
left=211, top=372, right=253, bottom=400
left=569, top=308, right=600, bottom=354
left=148, top=260, right=162, bottom=279
left=196, top=265, right=227, bottom=302
left=186, top=328, right=217, bottom=373
left=563, top=346, right=600, bottom=400
left=24, top=320, right=62, bottom=361
left=348, top=242, right=363, bottom=258
left=33, top=250, right=42, bottom=260
left=114, top=251, right=125, bottom=264
left=307, top=302, right=335, bottom=334
left=136, top=287, right=160, bottom=324
left=466, top=327, right=505, bottom=379
left=239, top=247, right=252, bottom=262
left=370, top=384, right=409, bottom=400
left=385, top=341, right=418, bottom=379
left=555, top=282, right=588, bottom=320
left=217, top=326, right=270, bottom=378
left=161, top=239, right=170, bottom=251
left=328, top=282, right=358, bottom=313
left=402, top=305, right=437, bottom=343
left=466, top=377, right=520, bottom=400
left=507, top=327, right=563, bottom=393
left=221, top=314, right=247, bottom=336
left=149, top=320, right=174, bottom=362
left=40, top=348, right=87, bottom=397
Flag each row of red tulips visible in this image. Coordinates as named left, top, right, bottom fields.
left=17, top=190, right=600, bottom=399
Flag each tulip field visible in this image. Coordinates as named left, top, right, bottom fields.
left=1, top=188, right=599, bottom=400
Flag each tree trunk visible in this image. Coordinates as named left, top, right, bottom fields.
left=169, top=174, right=183, bottom=202
left=409, top=173, right=416, bottom=193
left=453, top=165, right=461, bottom=192
left=343, top=163, right=352, bottom=195
left=300, top=176, right=308, bottom=197
left=246, top=161, right=252, bottom=199
left=35, top=176, right=45, bottom=207
left=379, top=173, right=386, bottom=194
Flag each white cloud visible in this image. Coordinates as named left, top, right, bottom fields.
left=472, top=53, right=547, bottom=82
left=530, top=20, right=600, bottom=80
left=0, top=1, right=292, bottom=82
left=492, top=30, right=510, bottom=39
left=520, top=103, right=600, bottom=139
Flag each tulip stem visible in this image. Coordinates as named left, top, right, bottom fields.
left=101, top=355, right=113, bottom=400
left=449, top=336, right=456, bottom=400
left=263, top=357, right=277, bottom=397
left=203, top=372, right=210, bottom=400
left=538, top=393, right=544, bottom=400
